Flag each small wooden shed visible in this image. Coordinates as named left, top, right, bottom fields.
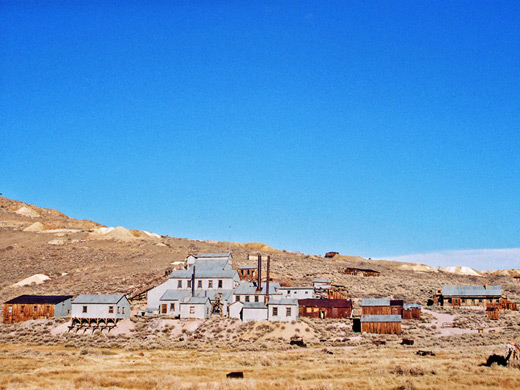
left=402, top=304, right=422, bottom=320
left=3, top=295, right=72, bottom=324
left=486, top=306, right=499, bottom=320
left=361, top=315, right=402, bottom=335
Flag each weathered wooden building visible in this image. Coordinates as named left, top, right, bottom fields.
left=514, top=276, right=520, bottom=284
left=237, top=265, right=258, bottom=281
left=486, top=306, right=499, bottom=320
left=3, top=295, right=72, bottom=324
left=361, top=315, right=402, bottom=334
left=298, top=298, right=352, bottom=319
left=361, top=298, right=403, bottom=316
left=402, top=304, right=422, bottom=320
left=432, top=285, right=502, bottom=307
left=343, top=267, right=381, bottom=277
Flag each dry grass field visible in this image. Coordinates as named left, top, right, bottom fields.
left=1, top=343, right=520, bottom=390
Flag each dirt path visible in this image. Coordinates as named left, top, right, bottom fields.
left=423, top=309, right=502, bottom=337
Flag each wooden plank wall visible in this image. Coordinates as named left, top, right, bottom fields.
left=362, top=306, right=392, bottom=315
left=3, top=303, right=55, bottom=324
left=361, top=321, right=402, bottom=335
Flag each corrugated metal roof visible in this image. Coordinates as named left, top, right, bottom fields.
left=72, top=294, right=126, bottom=304
left=404, top=303, right=422, bottom=310
left=361, top=315, right=402, bottom=323
left=278, top=286, right=314, bottom=290
left=238, top=265, right=258, bottom=269
left=5, top=295, right=72, bottom=305
left=442, top=285, right=502, bottom=297
left=196, top=253, right=231, bottom=258
left=267, top=299, right=298, bottom=306
left=314, top=278, right=332, bottom=283
left=361, top=298, right=390, bottom=307
left=243, top=302, right=268, bottom=309
left=160, top=290, right=191, bottom=301
left=298, top=298, right=352, bottom=308
left=169, top=268, right=238, bottom=278
left=181, top=297, right=210, bottom=304
left=234, top=282, right=281, bottom=295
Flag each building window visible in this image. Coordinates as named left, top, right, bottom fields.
left=187, top=280, right=192, bottom=288
left=122, top=307, right=125, bottom=314
left=208, top=280, right=213, bottom=288
left=272, top=307, right=278, bottom=316
left=170, top=303, right=175, bottom=311
left=20, top=305, right=25, bottom=314
left=305, top=291, right=309, bottom=294
left=82, top=306, right=87, bottom=313
left=286, top=307, right=292, bottom=316
left=8, top=306, right=12, bottom=313
left=245, top=296, right=250, bottom=302
left=178, top=280, right=182, bottom=288
left=33, top=306, right=37, bottom=312
left=254, top=296, right=259, bottom=302
left=218, top=280, right=223, bottom=288
left=117, top=307, right=120, bottom=314
left=109, top=306, right=114, bottom=314
left=189, top=306, right=195, bottom=314
left=198, top=280, right=202, bottom=288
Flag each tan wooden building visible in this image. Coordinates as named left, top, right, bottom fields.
left=3, top=295, right=72, bottom=324
left=361, top=298, right=403, bottom=316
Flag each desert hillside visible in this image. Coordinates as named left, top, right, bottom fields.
left=1, top=196, right=519, bottom=308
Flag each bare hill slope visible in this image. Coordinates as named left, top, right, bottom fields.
left=1, top=196, right=519, bottom=307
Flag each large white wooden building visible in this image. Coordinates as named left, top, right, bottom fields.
left=71, top=294, right=130, bottom=320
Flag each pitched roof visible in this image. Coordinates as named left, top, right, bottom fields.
left=238, top=265, right=258, bottom=269
left=267, top=299, right=298, bottom=306
left=361, top=298, right=390, bottom=307
left=72, top=294, right=126, bottom=304
left=234, top=282, right=281, bottom=295
left=404, top=303, right=422, bottom=310
left=361, top=315, right=402, bottom=323
left=277, top=286, right=314, bottom=290
left=169, top=268, right=238, bottom=278
left=314, top=278, right=332, bottom=283
left=442, top=285, right=502, bottom=297
left=243, top=302, right=268, bottom=309
left=181, top=297, right=210, bottom=304
left=5, top=295, right=72, bottom=305
left=298, top=298, right=352, bottom=308
left=160, top=290, right=191, bottom=301
left=196, top=253, right=231, bottom=259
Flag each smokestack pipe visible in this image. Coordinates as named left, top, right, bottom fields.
left=257, top=254, right=262, bottom=291
left=191, top=266, right=196, bottom=297
left=265, top=255, right=270, bottom=304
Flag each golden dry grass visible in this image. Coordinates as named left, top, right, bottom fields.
left=1, top=343, right=519, bottom=390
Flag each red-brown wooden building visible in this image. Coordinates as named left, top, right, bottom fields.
left=298, top=298, right=352, bottom=319
left=3, top=295, right=72, bottom=324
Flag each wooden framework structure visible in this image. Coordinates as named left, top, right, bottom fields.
left=68, top=317, right=121, bottom=333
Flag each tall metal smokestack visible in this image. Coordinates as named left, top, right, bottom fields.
left=256, top=254, right=262, bottom=291
left=265, top=256, right=270, bottom=304
left=191, top=266, right=196, bottom=297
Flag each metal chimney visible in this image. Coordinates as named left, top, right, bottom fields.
left=265, top=255, right=270, bottom=304
left=191, top=266, right=196, bottom=297
left=256, top=254, right=262, bottom=291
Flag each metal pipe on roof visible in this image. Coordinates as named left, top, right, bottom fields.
left=191, top=266, right=196, bottom=297
left=265, top=256, right=270, bottom=304
left=257, top=254, right=262, bottom=291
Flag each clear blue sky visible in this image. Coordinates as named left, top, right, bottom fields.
left=1, top=1, right=519, bottom=264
